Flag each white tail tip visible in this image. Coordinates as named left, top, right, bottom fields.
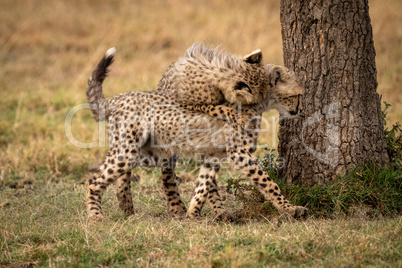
left=105, top=47, right=116, bottom=58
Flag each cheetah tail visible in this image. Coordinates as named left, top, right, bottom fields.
left=86, top=47, right=116, bottom=121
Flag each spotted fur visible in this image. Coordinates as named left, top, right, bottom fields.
left=158, top=43, right=269, bottom=106
left=85, top=46, right=307, bottom=222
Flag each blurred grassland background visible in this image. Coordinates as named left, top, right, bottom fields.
left=0, top=0, right=401, bottom=179
left=0, top=1, right=401, bottom=266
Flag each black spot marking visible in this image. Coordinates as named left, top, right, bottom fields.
left=204, top=163, right=212, bottom=169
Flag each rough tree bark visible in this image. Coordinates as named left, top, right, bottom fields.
left=278, top=0, right=389, bottom=185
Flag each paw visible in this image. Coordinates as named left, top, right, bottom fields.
left=281, top=205, right=308, bottom=219
left=168, top=203, right=187, bottom=218
left=119, top=203, right=135, bottom=216
left=88, top=213, right=104, bottom=222
left=212, top=210, right=234, bottom=222
left=123, top=207, right=135, bottom=216
left=186, top=210, right=201, bottom=220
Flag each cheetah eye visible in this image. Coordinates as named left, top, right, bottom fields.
left=234, top=81, right=252, bottom=94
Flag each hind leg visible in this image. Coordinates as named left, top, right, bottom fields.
left=115, top=170, right=135, bottom=216
left=86, top=162, right=107, bottom=221
left=86, top=150, right=133, bottom=221
left=86, top=131, right=141, bottom=221
left=160, top=157, right=186, bottom=217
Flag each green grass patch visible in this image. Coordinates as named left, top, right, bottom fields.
left=280, top=163, right=402, bottom=218
left=227, top=156, right=402, bottom=219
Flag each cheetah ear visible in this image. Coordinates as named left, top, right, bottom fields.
left=270, top=67, right=283, bottom=86
left=243, top=49, right=263, bottom=64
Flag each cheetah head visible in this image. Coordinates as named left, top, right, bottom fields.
left=264, top=64, right=304, bottom=117
left=219, top=49, right=269, bottom=105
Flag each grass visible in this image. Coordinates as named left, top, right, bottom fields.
left=1, top=0, right=402, bottom=266
left=1, top=174, right=401, bottom=267
left=233, top=160, right=402, bottom=219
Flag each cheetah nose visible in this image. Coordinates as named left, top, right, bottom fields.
left=290, top=95, right=303, bottom=116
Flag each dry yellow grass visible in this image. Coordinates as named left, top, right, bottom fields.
left=0, top=0, right=284, bottom=177
left=1, top=0, right=400, bottom=178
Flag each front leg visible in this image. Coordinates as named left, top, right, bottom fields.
left=203, top=163, right=231, bottom=220
left=160, top=168, right=187, bottom=217
left=227, top=148, right=307, bottom=219
left=181, top=104, right=249, bottom=127
left=160, top=158, right=186, bottom=217
left=187, top=162, right=225, bottom=219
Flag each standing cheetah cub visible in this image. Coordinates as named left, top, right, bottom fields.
left=85, top=45, right=307, bottom=222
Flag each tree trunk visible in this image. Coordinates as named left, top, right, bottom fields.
left=278, top=0, right=389, bottom=186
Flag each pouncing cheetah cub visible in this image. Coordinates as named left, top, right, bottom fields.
left=158, top=42, right=268, bottom=106
left=85, top=45, right=307, bottom=222
left=158, top=43, right=302, bottom=127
